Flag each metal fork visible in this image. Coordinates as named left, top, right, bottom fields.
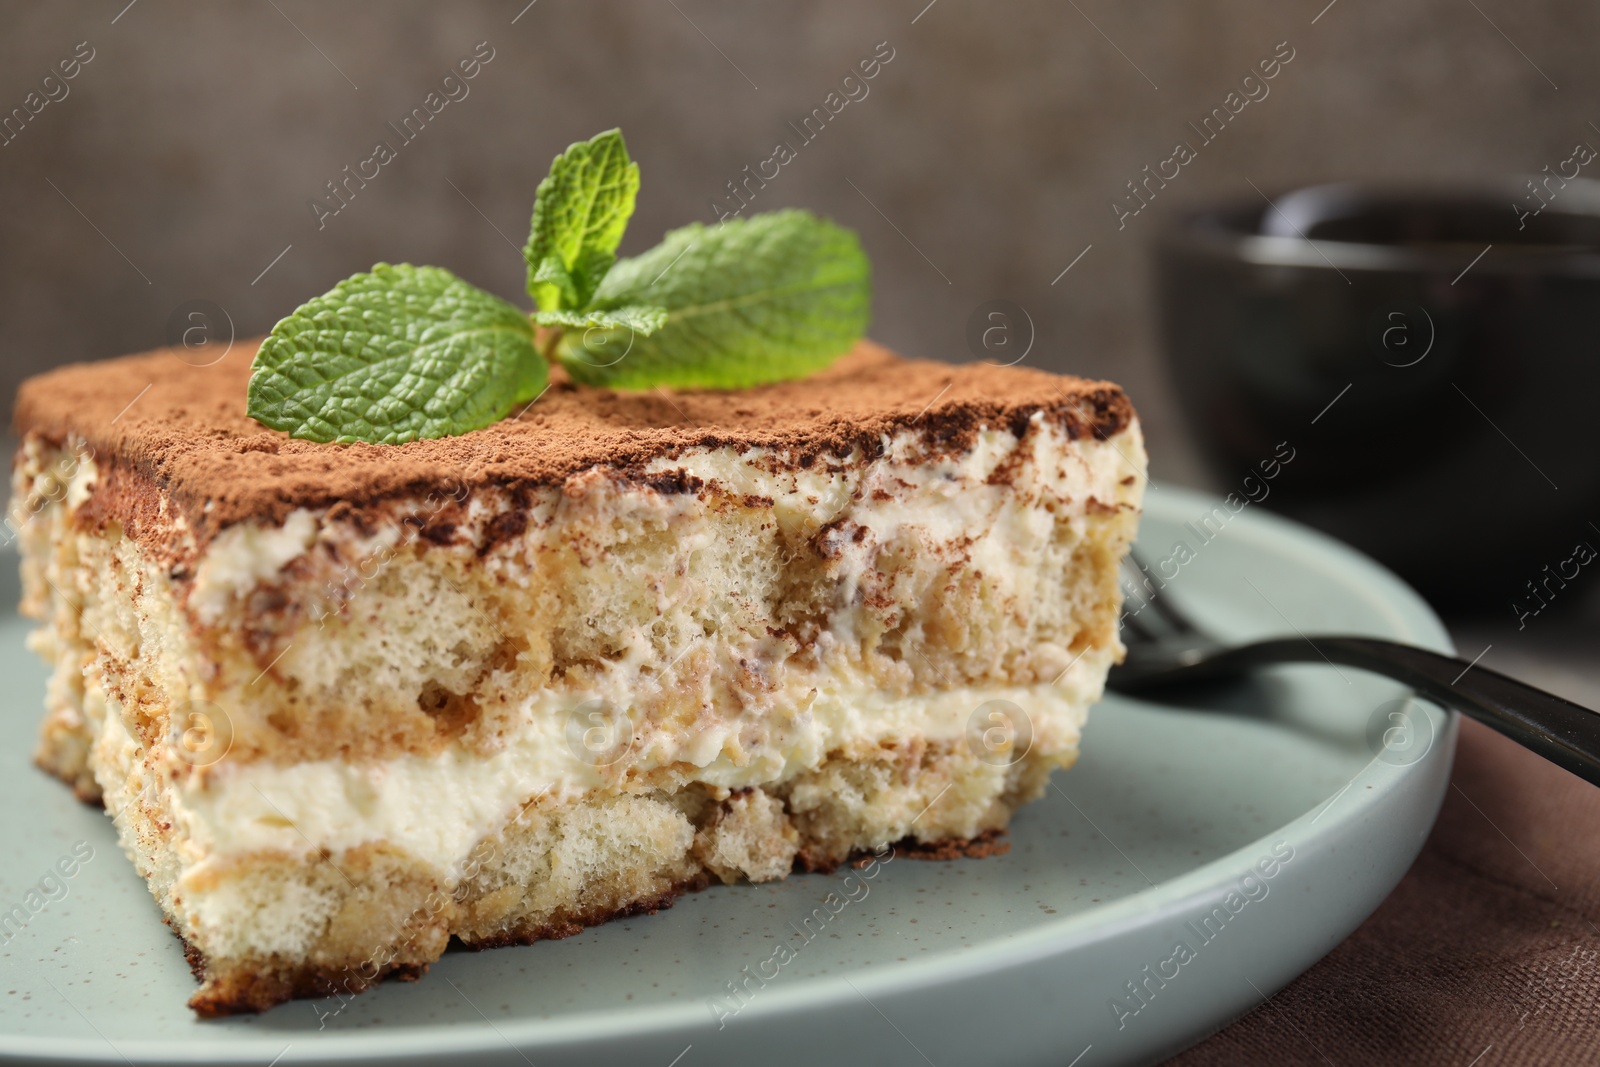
left=1107, top=550, right=1600, bottom=788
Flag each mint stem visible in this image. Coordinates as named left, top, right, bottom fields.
left=538, top=325, right=564, bottom=365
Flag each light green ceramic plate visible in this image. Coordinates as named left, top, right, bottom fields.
left=0, top=485, right=1454, bottom=1066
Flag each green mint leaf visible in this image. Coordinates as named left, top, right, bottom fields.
left=533, top=305, right=668, bottom=335
left=247, top=263, right=544, bottom=444
left=524, top=128, right=640, bottom=312
left=556, top=209, right=870, bottom=389
left=530, top=254, right=577, bottom=310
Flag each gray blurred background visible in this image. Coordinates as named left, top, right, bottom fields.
left=4, top=0, right=1596, bottom=490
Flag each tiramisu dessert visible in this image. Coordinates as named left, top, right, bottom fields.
left=9, top=130, right=1145, bottom=1014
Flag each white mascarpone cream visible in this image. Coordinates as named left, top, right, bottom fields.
left=169, top=658, right=1108, bottom=876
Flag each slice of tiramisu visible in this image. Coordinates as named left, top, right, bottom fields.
left=12, top=340, right=1143, bottom=1014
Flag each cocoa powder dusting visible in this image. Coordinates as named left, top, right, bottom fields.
left=13, top=339, right=1135, bottom=551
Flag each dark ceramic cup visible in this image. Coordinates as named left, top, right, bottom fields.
left=1155, top=180, right=1600, bottom=612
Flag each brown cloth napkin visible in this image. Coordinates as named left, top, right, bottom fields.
left=1167, top=716, right=1600, bottom=1066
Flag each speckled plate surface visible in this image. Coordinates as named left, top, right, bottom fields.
left=0, top=484, right=1455, bottom=1066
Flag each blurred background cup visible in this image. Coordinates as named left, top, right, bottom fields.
left=1155, top=178, right=1600, bottom=611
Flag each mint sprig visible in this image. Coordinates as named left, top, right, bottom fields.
left=248, top=128, right=871, bottom=444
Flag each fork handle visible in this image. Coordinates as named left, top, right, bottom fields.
left=1214, top=636, right=1600, bottom=787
